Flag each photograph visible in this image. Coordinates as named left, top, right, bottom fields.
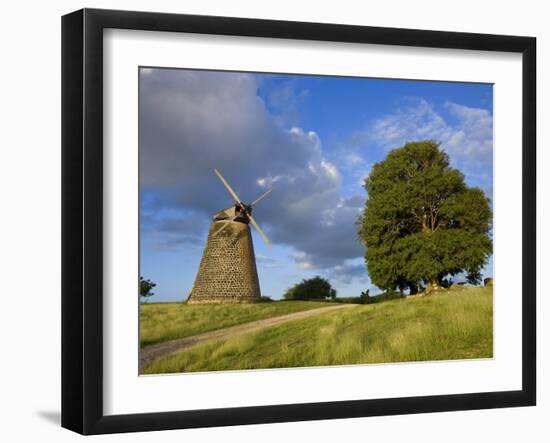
left=138, top=67, right=494, bottom=375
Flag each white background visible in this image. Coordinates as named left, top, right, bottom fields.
left=0, top=0, right=547, bottom=441
left=104, top=30, right=523, bottom=415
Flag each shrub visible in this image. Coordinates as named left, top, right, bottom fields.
left=334, top=297, right=362, bottom=304
left=283, top=276, right=337, bottom=300
left=365, top=290, right=404, bottom=304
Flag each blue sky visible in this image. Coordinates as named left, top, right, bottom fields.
left=139, top=68, right=493, bottom=301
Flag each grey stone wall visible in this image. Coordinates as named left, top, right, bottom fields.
left=187, top=221, right=261, bottom=304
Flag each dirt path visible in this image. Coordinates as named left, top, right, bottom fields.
left=140, top=303, right=357, bottom=371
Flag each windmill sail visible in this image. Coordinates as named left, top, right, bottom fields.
left=248, top=213, right=271, bottom=249
left=213, top=169, right=272, bottom=248
left=251, top=188, right=272, bottom=206
left=214, top=169, right=242, bottom=204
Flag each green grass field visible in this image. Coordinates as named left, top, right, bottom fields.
left=140, top=300, right=329, bottom=347
left=142, top=286, right=493, bottom=374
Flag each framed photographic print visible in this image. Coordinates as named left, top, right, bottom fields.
left=61, top=8, right=536, bottom=435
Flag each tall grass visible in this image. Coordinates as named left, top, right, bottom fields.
left=143, top=286, right=493, bottom=374
left=140, top=300, right=329, bottom=347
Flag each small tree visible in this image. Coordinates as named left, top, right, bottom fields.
left=283, top=276, right=337, bottom=300
left=140, top=276, right=156, bottom=301
left=359, top=289, right=370, bottom=304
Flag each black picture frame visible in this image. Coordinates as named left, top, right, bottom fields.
left=61, top=8, right=536, bottom=435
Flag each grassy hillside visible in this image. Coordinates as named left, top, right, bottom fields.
left=142, top=286, right=492, bottom=374
left=140, top=300, right=329, bottom=347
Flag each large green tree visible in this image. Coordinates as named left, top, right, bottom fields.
left=358, top=140, right=492, bottom=293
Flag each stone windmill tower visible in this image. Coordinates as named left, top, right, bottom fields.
left=187, top=169, right=272, bottom=304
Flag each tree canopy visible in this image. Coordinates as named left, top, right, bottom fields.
left=140, top=276, right=156, bottom=300
left=283, top=276, right=337, bottom=300
left=358, top=140, right=492, bottom=293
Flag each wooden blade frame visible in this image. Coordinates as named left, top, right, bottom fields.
left=248, top=213, right=271, bottom=249
left=251, top=188, right=272, bottom=206
left=214, top=169, right=242, bottom=204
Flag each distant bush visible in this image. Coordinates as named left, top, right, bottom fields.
left=283, top=276, right=337, bottom=300
left=365, top=290, right=404, bottom=304
left=334, top=290, right=373, bottom=305
left=259, top=296, right=274, bottom=303
left=333, top=297, right=362, bottom=304
left=484, top=278, right=494, bottom=287
left=333, top=289, right=405, bottom=305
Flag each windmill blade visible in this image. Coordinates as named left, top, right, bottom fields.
left=250, top=188, right=272, bottom=207
left=248, top=213, right=272, bottom=249
left=214, top=169, right=242, bottom=204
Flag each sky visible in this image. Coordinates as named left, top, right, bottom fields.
left=139, top=67, right=493, bottom=301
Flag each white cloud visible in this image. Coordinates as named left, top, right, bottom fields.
left=371, top=98, right=493, bottom=165
left=256, top=255, right=280, bottom=269
left=328, top=259, right=371, bottom=285
left=262, top=78, right=310, bottom=126
left=140, top=68, right=365, bottom=276
left=331, top=97, right=493, bottom=197
left=320, top=160, right=340, bottom=181
left=443, top=101, right=493, bottom=161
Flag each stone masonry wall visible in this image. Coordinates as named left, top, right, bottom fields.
left=187, top=221, right=261, bottom=304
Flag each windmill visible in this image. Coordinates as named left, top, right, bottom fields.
left=186, top=169, right=272, bottom=304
